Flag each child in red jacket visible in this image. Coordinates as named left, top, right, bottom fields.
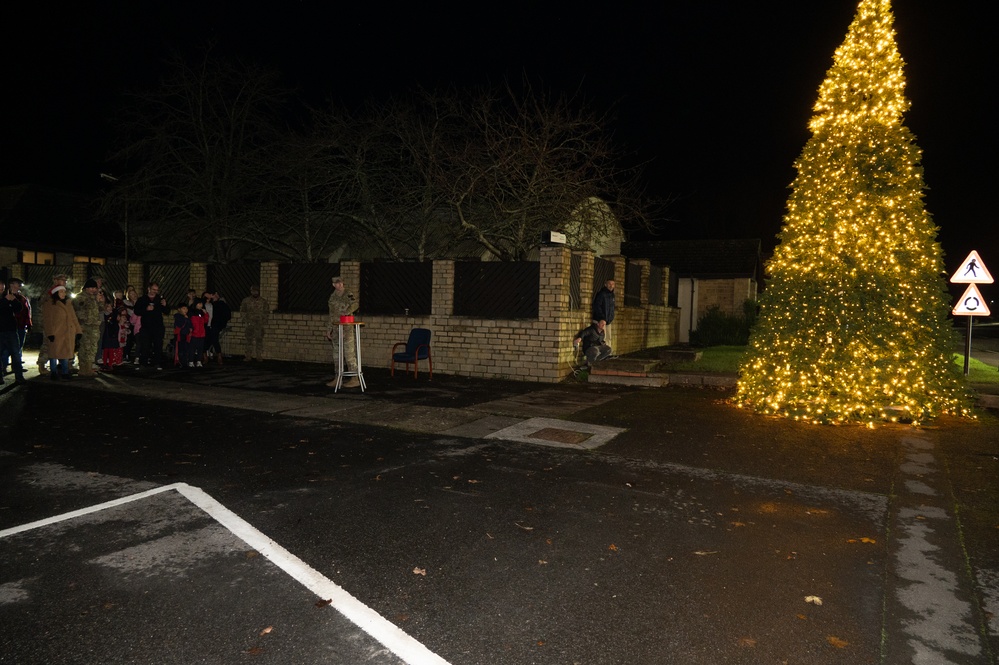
left=189, top=299, right=209, bottom=367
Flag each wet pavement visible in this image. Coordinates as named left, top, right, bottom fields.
left=1, top=348, right=997, bottom=664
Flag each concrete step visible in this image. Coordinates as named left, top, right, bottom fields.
left=589, top=358, right=660, bottom=376
left=587, top=370, right=737, bottom=388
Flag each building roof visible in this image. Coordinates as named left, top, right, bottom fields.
left=622, top=238, right=764, bottom=281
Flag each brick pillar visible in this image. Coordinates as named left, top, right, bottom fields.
left=577, top=250, right=595, bottom=315
left=189, top=263, right=208, bottom=295
left=432, top=260, right=455, bottom=317
left=127, top=263, right=145, bottom=292
left=259, top=262, right=279, bottom=312
left=71, top=263, right=88, bottom=291
left=539, top=246, right=571, bottom=318
left=540, top=246, right=575, bottom=381
left=631, top=258, right=651, bottom=307
left=661, top=266, right=671, bottom=306
left=339, top=261, right=361, bottom=310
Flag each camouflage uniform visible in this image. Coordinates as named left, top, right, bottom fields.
left=240, top=292, right=270, bottom=360
left=327, top=287, right=359, bottom=373
left=73, top=290, right=103, bottom=376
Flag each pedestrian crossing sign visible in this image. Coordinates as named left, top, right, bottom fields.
left=952, top=283, right=991, bottom=316
left=949, top=250, right=993, bottom=284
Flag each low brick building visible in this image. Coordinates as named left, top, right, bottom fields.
left=622, top=239, right=764, bottom=343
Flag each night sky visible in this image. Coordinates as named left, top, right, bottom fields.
left=2, top=1, right=995, bottom=299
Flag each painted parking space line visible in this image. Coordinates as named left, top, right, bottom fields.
left=0, top=482, right=452, bottom=665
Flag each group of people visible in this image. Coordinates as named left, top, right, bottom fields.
left=574, top=278, right=616, bottom=367
left=3, top=271, right=619, bottom=388
left=233, top=277, right=360, bottom=389
left=0, top=274, right=237, bottom=381
left=169, top=289, right=232, bottom=368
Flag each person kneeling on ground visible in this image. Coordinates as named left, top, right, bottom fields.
left=574, top=320, right=612, bottom=366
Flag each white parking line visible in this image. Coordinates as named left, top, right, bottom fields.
left=0, top=482, right=452, bottom=665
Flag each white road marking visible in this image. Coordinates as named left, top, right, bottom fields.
left=0, top=482, right=452, bottom=665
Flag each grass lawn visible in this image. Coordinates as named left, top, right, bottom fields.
left=658, top=346, right=999, bottom=387
left=661, top=345, right=745, bottom=373
left=954, top=354, right=999, bottom=385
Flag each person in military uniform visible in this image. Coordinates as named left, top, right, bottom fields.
left=323, top=276, right=360, bottom=388
left=73, top=278, right=104, bottom=377
left=240, top=285, right=270, bottom=361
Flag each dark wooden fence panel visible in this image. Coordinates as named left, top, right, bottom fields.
left=23, top=265, right=73, bottom=298
left=146, top=264, right=190, bottom=308
left=91, top=264, right=130, bottom=294
left=624, top=261, right=642, bottom=307
left=360, top=262, right=432, bottom=316
left=454, top=261, right=539, bottom=319
left=648, top=264, right=664, bottom=306
left=592, top=257, right=615, bottom=293
left=278, top=263, right=339, bottom=313
left=208, top=262, right=260, bottom=304
left=569, top=253, right=582, bottom=310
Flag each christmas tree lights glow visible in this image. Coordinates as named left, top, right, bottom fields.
left=735, top=0, right=970, bottom=426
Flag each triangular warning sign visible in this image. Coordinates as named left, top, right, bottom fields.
left=950, top=250, right=994, bottom=284
left=952, top=283, right=991, bottom=316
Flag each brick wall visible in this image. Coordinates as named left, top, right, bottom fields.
left=184, top=248, right=683, bottom=383
left=696, top=277, right=755, bottom=317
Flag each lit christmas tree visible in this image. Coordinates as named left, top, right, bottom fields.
left=736, top=0, right=969, bottom=425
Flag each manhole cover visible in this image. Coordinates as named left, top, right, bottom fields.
left=527, top=428, right=593, bottom=445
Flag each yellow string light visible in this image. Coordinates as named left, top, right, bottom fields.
left=735, top=0, right=971, bottom=425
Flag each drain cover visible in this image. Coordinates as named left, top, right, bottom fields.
left=527, top=427, right=593, bottom=445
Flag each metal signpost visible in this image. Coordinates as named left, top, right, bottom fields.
left=950, top=250, right=993, bottom=376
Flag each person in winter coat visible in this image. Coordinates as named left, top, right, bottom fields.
left=188, top=299, right=208, bottom=367
left=590, top=279, right=616, bottom=345
left=206, top=291, right=231, bottom=364
left=0, top=278, right=27, bottom=385
left=1, top=277, right=30, bottom=380
left=573, top=319, right=612, bottom=365
left=172, top=304, right=192, bottom=368
left=42, top=285, right=83, bottom=379
left=134, top=282, right=168, bottom=368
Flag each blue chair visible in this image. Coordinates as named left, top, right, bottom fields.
left=391, top=328, right=433, bottom=379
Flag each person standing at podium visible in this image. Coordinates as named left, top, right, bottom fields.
left=324, top=276, right=360, bottom=388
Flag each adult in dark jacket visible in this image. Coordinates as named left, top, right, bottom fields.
left=591, top=279, right=616, bottom=344
left=0, top=278, right=27, bottom=385
left=573, top=320, right=612, bottom=365
left=591, top=279, right=616, bottom=324
left=207, top=291, right=232, bottom=364
left=1, top=277, right=30, bottom=379
left=133, top=282, right=168, bottom=367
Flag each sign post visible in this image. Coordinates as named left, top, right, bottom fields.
left=950, top=251, right=993, bottom=376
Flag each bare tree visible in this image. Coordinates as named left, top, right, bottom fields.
left=438, top=81, right=649, bottom=260
left=300, top=95, right=464, bottom=261
left=101, top=63, right=652, bottom=263
left=100, top=51, right=290, bottom=262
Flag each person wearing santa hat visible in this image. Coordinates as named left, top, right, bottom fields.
left=35, top=273, right=69, bottom=374
left=42, top=283, right=82, bottom=380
